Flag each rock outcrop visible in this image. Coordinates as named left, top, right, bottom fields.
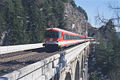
left=64, top=3, right=88, bottom=36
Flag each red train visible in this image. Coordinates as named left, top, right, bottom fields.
left=43, top=28, right=96, bottom=50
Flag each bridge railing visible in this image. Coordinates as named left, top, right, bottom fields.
left=0, top=42, right=90, bottom=80
left=0, top=43, right=43, bottom=54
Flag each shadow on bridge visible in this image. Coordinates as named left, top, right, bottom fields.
left=31, top=42, right=85, bottom=53
left=29, top=47, right=46, bottom=53
left=65, top=72, right=71, bottom=80
left=75, top=61, right=80, bottom=80
left=30, top=47, right=59, bottom=53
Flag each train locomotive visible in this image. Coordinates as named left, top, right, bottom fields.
left=43, top=28, right=96, bottom=50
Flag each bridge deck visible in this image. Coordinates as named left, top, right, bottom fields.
left=0, top=42, right=90, bottom=80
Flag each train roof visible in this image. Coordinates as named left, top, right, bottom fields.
left=46, top=28, right=86, bottom=37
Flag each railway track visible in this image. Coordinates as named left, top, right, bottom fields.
left=0, top=48, right=58, bottom=76
left=0, top=44, right=79, bottom=76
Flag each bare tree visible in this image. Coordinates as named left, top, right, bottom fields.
left=95, top=12, right=109, bottom=25
left=96, top=3, right=120, bottom=28
left=108, top=4, right=120, bottom=27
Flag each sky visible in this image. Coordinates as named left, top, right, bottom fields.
left=74, top=0, right=120, bottom=32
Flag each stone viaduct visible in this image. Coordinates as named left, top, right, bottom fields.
left=0, top=42, right=91, bottom=80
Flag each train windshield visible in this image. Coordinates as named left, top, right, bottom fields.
left=45, top=30, right=61, bottom=38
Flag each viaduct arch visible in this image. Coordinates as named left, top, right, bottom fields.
left=59, top=45, right=90, bottom=80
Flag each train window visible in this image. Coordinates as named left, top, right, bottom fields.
left=71, top=35, right=73, bottom=39
left=75, top=36, right=77, bottom=39
left=69, top=35, right=71, bottom=40
left=74, top=36, right=76, bottom=39
left=69, top=35, right=72, bottom=40
left=68, top=35, right=70, bottom=40
left=63, top=34, right=67, bottom=40
left=63, top=34, right=81, bottom=40
left=65, top=34, right=70, bottom=40
left=70, top=35, right=72, bottom=40
left=64, top=34, right=70, bottom=40
left=73, top=36, right=75, bottom=39
left=76, top=36, right=78, bottom=39
left=66, top=34, right=68, bottom=40
left=72, top=36, right=74, bottom=40
left=45, top=31, right=61, bottom=38
left=74, top=36, right=75, bottom=39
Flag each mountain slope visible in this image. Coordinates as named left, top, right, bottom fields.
left=0, top=0, right=88, bottom=46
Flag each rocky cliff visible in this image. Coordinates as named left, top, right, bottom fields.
left=64, top=3, right=87, bottom=35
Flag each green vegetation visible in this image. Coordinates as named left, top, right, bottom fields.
left=70, top=0, right=77, bottom=8
left=0, top=0, right=88, bottom=45
left=95, top=20, right=120, bottom=79
left=0, top=0, right=69, bottom=45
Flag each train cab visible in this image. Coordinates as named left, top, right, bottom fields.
left=43, top=28, right=61, bottom=50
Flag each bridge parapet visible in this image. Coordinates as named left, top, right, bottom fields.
left=0, top=43, right=43, bottom=54
left=0, top=42, right=90, bottom=80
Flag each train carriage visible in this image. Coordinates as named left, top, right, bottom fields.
left=43, top=28, right=95, bottom=50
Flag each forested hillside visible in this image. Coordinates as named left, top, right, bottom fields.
left=0, top=0, right=66, bottom=45
left=90, top=20, right=120, bottom=80
left=0, top=0, right=88, bottom=46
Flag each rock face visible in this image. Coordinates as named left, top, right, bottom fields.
left=0, top=31, right=7, bottom=45
left=64, top=3, right=88, bottom=36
